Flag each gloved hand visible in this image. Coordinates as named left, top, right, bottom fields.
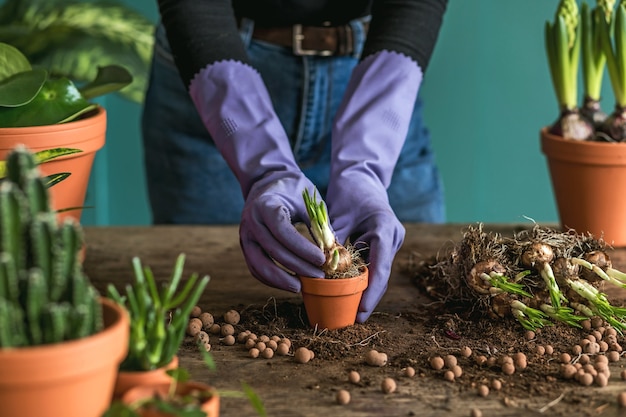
left=327, top=51, right=424, bottom=322
left=189, top=61, right=325, bottom=292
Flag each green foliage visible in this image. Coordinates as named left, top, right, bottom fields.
left=0, top=42, right=132, bottom=127
left=0, top=145, right=102, bottom=347
left=106, top=254, right=210, bottom=371
left=0, top=0, right=153, bottom=103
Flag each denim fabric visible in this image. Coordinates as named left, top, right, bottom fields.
left=142, top=19, right=445, bottom=224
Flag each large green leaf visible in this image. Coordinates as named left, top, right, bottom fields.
left=79, top=65, right=133, bottom=100
left=0, top=41, right=31, bottom=81
left=0, top=68, right=47, bottom=107
left=0, top=77, right=96, bottom=127
left=0, top=0, right=154, bottom=103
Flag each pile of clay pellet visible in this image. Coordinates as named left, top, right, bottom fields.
left=185, top=306, right=626, bottom=412
left=184, top=306, right=418, bottom=405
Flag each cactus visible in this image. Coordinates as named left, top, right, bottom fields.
left=107, top=254, right=210, bottom=371
left=0, top=145, right=102, bottom=348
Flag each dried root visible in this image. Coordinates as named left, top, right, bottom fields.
left=413, top=224, right=626, bottom=332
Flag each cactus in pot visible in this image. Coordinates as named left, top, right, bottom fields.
left=0, top=145, right=102, bottom=347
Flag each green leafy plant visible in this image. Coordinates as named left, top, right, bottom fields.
left=0, top=42, right=133, bottom=127
left=580, top=1, right=612, bottom=126
left=107, top=254, right=210, bottom=371
left=0, top=145, right=102, bottom=347
left=597, top=0, right=626, bottom=141
left=545, top=0, right=594, bottom=140
left=0, top=0, right=153, bottom=103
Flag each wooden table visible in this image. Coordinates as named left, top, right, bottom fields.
left=83, top=224, right=626, bottom=417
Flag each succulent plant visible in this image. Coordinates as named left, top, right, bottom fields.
left=0, top=145, right=102, bottom=348
left=107, top=254, right=210, bottom=371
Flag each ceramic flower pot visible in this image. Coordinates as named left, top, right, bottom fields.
left=0, top=107, right=106, bottom=222
left=299, top=267, right=369, bottom=330
left=0, top=297, right=129, bottom=417
left=113, top=355, right=180, bottom=399
left=122, top=381, right=220, bottom=417
left=541, top=128, right=626, bottom=246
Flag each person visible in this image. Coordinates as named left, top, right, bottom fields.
left=142, top=0, right=448, bottom=323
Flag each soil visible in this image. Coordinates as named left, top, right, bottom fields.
left=179, top=225, right=626, bottom=416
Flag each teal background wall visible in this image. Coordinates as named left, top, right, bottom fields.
left=84, top=1, right=612, bottom=226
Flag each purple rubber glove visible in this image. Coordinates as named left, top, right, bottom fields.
left=327, top=51, right=423, bottom=322
left=189, top=61, right=325, bottom=292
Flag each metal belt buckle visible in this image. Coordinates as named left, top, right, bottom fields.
left=292, top=24, right=333, bottom=56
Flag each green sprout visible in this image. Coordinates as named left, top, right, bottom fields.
left=599, top=0, right=626, bottom=107
left=540, top=304, right=586, bottom=328
left=482, top=272, right=533, bottom=298
left=302, top=188, right=340, bottom=271
left=546, top=0, right=582, bottom=111
left=511, top=300, right=552, bottom=331
left=582, top=1, right=611, bottom=105
left=566, top=278, right=626, bottom=331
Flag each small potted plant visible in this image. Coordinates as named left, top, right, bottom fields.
left=541, top=0, right=626, bottom=247
left=0, top=145, right=129, bottom=417
left=0, top=41, right=133, bottom=221
left=105, top=347, right=221, bottom=417
left=299, top=189, right=368, bottom=330
left=107, top=254, right=210, bottom=398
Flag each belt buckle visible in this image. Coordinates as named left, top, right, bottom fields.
left=292, top=24, right=333, bottom=56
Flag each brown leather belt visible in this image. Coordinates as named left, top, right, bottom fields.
left=251, top=21, right=369, bottom=57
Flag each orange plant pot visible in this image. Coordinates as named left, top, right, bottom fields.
left=0, top=298, right=129, bottom=417
left=122, top=381, right=220, bottom=417
left=541, top=128, right=626, bottom=246
left=113, top=356, right=180, bottom=399
left=299, top=267, right=369, bottom=330
left=0, top=107, right=106, bottom=222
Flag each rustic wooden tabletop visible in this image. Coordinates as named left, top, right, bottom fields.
left=83, top=224, right=626, bottom=417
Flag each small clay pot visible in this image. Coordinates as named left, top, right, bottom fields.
left=299, top=267, right=368, bottom=330
left=113, top=356, right=179, bottom=399
left=122, top=381, right=220, bottom=417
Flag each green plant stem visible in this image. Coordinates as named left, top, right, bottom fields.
left=600, top=1, right=626, bottom=106
left=570, top=257, right=626, bottom=288
left=481, top=272, right=533, bottom=298
left=566, top=278, right=626, bottom=330
left=546, top=1, right=581, bottom=110
left=511, top=300, right=551, bottom=331
left=539, top=303, right=585, bottom=327
left=582, top=4, right=608, bottom=100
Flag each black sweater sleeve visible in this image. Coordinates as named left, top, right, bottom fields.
left=363, top=0, right=447, bottom=71
left=157, top=0, right=249, bottom=86
left=156, top=0, right=447, bottom=88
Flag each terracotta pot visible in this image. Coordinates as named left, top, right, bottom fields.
left=0, top=298, right=129, bottom=417
left=541, top=128, right=626, bottom=246
left=113, top=356, right=180, bottom=399
left=299, top=267, right=369, bottom=330
left=122, top=381, right=220, bottom=417
left=0, top=107, right=106, bottom=223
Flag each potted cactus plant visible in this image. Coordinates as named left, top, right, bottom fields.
left=107, top=254, right=210, bottom=398
left=541, top=0, right=626, bottom=247
left=299, top=189, right=368, bottom=330
left=0, top=145, right=129, bottom=417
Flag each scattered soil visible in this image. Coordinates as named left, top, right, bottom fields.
left=180, top=225, right=626, bottom=416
